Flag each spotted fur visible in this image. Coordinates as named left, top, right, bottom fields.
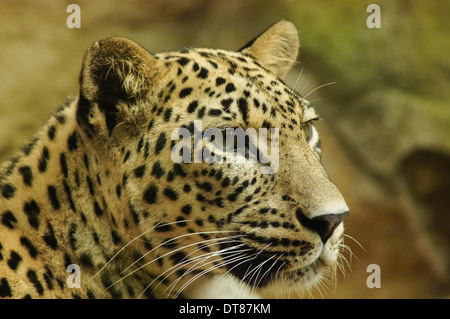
left=0, top=20, right=348, bottom=299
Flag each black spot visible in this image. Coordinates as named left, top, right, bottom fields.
left=181, top=204, right=192, bottom=215
left=220, top=98, right=233, bottom=110
left=187, top=101, right=199, bottom=113
left=80, top=253, right=94, bottom=268
left=183, top=184, right=191, bottom=192
left=216, top=77, right=226, bottom=86
left=7, top=251, right=22, bottom=271
left=154, top=223, right=173, bottom=232
left=176, top=216, right=187, bottom=227
left=163, top=188, right=179, bottom=201
left=111, top=229, right=122, bottom=245
left=63, top=181, right=76, bottom=212
left=0, top=278, right=12, bottom=298
left=170, top=252, right=189, bottom=264
left=173, top=163, right=187, bottom=177
left=123, top=150, right=131, bottom=163
left=47, top=185, right=61, bottom=210
left=197, top=106, right=206, bottom=119
left=4, top=157, right=18, bottom=176
left=137, top=137, right=144, bottom=153
left=42, top=267, right=54, bottom=290
left=27, top=269, right=44, bottom=296
left=214, top=169, right=223, bottom=181
left=69, top=223, right=77, bottom=250
left=147, top=118, right=155, bottom=131
left=92, top=230, right=100, bottom=245
left=74, top=170, right=80, bottom=187
left=64, top=253, right=73, bottom=269
left=198, top=67, right=209, bottom=79
left=83, top=153, right=90, bottom=171
left=221, top=177, right=230, bottom=188
left=143, top=185, right=158, bottom=204
left=195, top=219, right=204, bottom=227
left=270, top=107, right=276, bottom=118
left=23, top=200, right=40, bottom=229
left=151, top=161, right=165, bottom=179
left=22, top=137, right=38, bottom=156
left=87, top=289, right=96, bottom=299
left=208, top=109, right=222, bottom=116
left=196, top=181, right=213, bottom=192
left=94, top=201, right=103, bottom=217
left=38, top=147, right=50, bottom=173
left=67, top=132, right=78, bottom=151
left=86, top=176, right=94, bottom=195
left=43, top=222, right=58, bottom=250
left=164, top=108, right=172, bottom=122
left=208, top=60, right=218, bottom=69
left=20, top=237, right=38, bottom=259
left=1, top=211, right=17, bottom=229
left=225, top=83, right=236, bottom=93
left=116, top=184, right=122, bottom=198
left=262, top=104, right=268, bottom=114
left=18, top=165, right=33, bottom=187
left=155, top=132, right=166, bottom=155
left=60, top=153, right=68, bottom=178
left=196, top=194, right=206, bottom=202
left=47, top=125, right=56, bottom=140
left=192, top=63, right=199, bottom=71
left=144, top=141, right=150, bottom=158
left=1, top=183, right=16, bottom=199
left=179, top=87, right=193, bottom=99
left=177, top=57, right=190, bottom=66
left=129, top=203, right=140, bottom=225
left=134, top=165, right=146, bottom=178
left=238, top=98, right=248, bottom=123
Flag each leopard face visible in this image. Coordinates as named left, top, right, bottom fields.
left=0, top=20, right=348, bottom=299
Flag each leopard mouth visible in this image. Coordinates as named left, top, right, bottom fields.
left=218, top=239, right=330, bottom=289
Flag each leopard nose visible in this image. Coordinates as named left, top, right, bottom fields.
left=295, top=209, right=349, bottom=244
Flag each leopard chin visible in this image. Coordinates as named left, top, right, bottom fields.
left=184, top=223, right=346, bottom=299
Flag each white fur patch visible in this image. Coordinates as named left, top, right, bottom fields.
left=185, top=275, right=260, bottom=299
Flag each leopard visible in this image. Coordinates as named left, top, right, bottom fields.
left=0, top=20, right=349, bottom=299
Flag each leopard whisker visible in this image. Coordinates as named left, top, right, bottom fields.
left=148, top=241, right=248, bottom=297
left=171, top=249, right=262, bottom=299
left=120, top=229, right=238, bottom=275
left=302, top=81, right=336, bottom=100
left=109, top=233, right=241, bottom=291
left=236, top=243, right=272, bottom=292
left=163, top=248, right=251, bottom=298
left=253, top=254, right=283, bottom=295
left=86, top=226, right=154, bottom=283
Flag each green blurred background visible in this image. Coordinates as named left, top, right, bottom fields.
left=1, top=0, right=449, bottom=298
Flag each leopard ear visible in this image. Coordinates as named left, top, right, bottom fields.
left=240, top=20, right=299, bottom=78
left=78, top=37, right=160, bottom=135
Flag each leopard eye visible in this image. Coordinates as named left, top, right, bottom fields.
left=302, top=121, right=313, bottom=142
